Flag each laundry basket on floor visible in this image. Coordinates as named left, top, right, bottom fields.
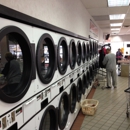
left=81, top=99, right=99, bottom=116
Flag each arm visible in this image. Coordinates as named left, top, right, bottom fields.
left=102, top=55, right=108, bottom=65
left=1, top=62, right=10, bottom=76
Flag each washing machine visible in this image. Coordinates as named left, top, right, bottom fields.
left=76, top=40, right=82, bottom=67
left=35, top=86, right=71, bottom=130
left=0, top=18, right=36, bottom=118
left=86, top=41, right=90, bottom=62
left=82, top=41, right=86, bottom=64
left=82, top=72, right=88, bottom=98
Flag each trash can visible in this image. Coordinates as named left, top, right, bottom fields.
left=81, top=99, right=99, bottom=116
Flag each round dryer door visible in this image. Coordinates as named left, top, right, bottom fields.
left=87, top=70, right=91, bottom=86
left=90, top=66, right=94, bottom=82
left=69, top=40, right=76, bottom=69
left=93, top=41, right=95, bottom=56
left=39, top=105, right=58, bottom=130
left=57, top=37, right=68, bottom=75
left=77, top=78, right=83, bottom=102
left=82, top=42, right=86, bottom=63
left=82, top=74, right=87, bottom=94
left=0, top=26, right=33, bottom=103
left=70, top=83, right=77, bottom=113
left=36, top=33, right=56, bottom=84
left=90, top=40, right=93, bottom=60
left=77, top=41, right=82, bottom=66
left=86, top=43, right=90, bottom=61
left=58, top=92, right=69, bottom=130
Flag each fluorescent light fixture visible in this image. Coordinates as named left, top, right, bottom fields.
left=111, top=28, right=120, bottom=30
left=109, top=14, right=125, bottom=20
left=110, top=23, right=122, bottom=26
left=108, top=0, right=130, bottom=7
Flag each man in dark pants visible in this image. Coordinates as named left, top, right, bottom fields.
left=103, top=48, right=117, bottom=89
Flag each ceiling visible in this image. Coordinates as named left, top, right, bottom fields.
left=81, top=0, right=130, bottom=36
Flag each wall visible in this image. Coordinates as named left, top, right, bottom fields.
left=0, top=0, right=103, bottom=40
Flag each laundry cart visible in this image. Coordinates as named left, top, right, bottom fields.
left=124, top=77, right=130, bottom=118
left=96, top=68, right=107, bottom=89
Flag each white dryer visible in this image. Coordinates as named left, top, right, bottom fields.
left=82, top=41, right=87, bottom=64
left=0, top=18, right=36, bottom=118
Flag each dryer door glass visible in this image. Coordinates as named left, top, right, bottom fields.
left=58, top=92, right=69, bottom=130
left=36, top=34, right=56, bottom=84
left=70, top=83, right=77, bottom=113
left=90, top=41, right=93, bottom=59
left=57, top=37, right=68, bottom=75
left=86, top=43, right=89, bottom=61
left=77, top=41, right=82, bottom=66
left=0, top=26, right=32, bottom=103
left=82, top=42, right=86, bottom=63
left=77, top=78, right=83, bottom=102
left=69, top=40, right=76, bottom=69
left=39, top=105, right=58, bottom=130
left=82, top=74, right=87, bottom=94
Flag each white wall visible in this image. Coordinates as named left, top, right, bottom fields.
left=0, top=0, right=103, bottom=40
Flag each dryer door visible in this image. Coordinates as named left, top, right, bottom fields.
left=0, top=26, right=33, bottom=103
left=77, top=78, right=83, bottom=102
left=77, top=41, right=82, bottom=66
left=39, top=105, right=58, bottom=130
left=58, top=92, right=69, bottom=130
left=86, top=43, right=90, bottom=61
left=36, top=33, right=56, bottom=84
left=90, top=40, right=93, bottom=60
left=82, top=42, right=86, bottom=63
left=69, top=40, right=76, bottom=70
left=69, top=83, right=77, bottom=113
left=89, top=66, right=94, bottom=82
left=87, top=70, right=91, bottom=86
left=82, top=74, right=87, bottom=94
left=57, top=37, right=68, bottom=75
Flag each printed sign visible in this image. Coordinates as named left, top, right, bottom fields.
left=90, top=20, right=98, bottom=36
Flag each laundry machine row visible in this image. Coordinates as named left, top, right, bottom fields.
left=0, top=66, right=91, bottom=130
left=0, top=17, right=90, bottom=117
left=0, top=65, right=86, bottom=130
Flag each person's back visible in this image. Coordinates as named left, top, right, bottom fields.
left=103, top=53, right=116, bottom=71
left=7, top=59, right=21, bottom=84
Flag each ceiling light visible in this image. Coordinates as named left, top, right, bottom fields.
left=109, top=14, right=125, bottom=20
left=111, top=28, right=120, bottom=30
left=108, top=0, right=130, bottom=7
left=110, top=23, right=122, bottom=26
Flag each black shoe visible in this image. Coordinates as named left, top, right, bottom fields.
left=106, top=86, right=111, bottom=89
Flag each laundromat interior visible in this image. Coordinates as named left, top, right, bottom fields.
left=0, top=0, right=130, bottom=130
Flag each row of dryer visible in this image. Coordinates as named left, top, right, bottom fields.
left=0, top=59, right=99, bottom=130
left=0, top=16, right=99, bottom=130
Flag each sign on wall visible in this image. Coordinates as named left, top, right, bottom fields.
left=90, top=19, right=98, bottom=37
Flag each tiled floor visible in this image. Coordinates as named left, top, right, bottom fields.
left=72, top=76, right=130, bottom=130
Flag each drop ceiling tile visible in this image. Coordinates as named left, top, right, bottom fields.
left=88, top=8, right=108, bottom=16
left=108, top=6, right=129, bottom=14
left=93, top=15, right=109, bottom=21
left=96, top=20, right=110, bottom=25
left=123, top=19, right=130, bottom=25
left=126, top=13, right=130, bottom=19
left=110, top=20, right=123, bottom=23
left=81, top=0, right=107, bottom=9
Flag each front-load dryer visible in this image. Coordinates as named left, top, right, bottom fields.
left=82, top=72, right=88, bottom=97
left=32, top=27, right=61, bottom=94
left=0, top=18, right=36, bottom=118
left=35, top=89, right=70, bottom=130
left=76, top=40, right=82, bottom=67
left=86, top=42, right=90, bottom=62
left=89, top=40, right=93, bottom=61
left=82, top=41, right=86, bottom=64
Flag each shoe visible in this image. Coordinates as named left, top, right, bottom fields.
left=114, top=86, right=117, bottom=88
left=106, top=86, right=111, bottom=89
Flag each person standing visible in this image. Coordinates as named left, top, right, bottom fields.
left=116, top=49, right=122, bottom=64
left=103, top=48, right=117, bottom=88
